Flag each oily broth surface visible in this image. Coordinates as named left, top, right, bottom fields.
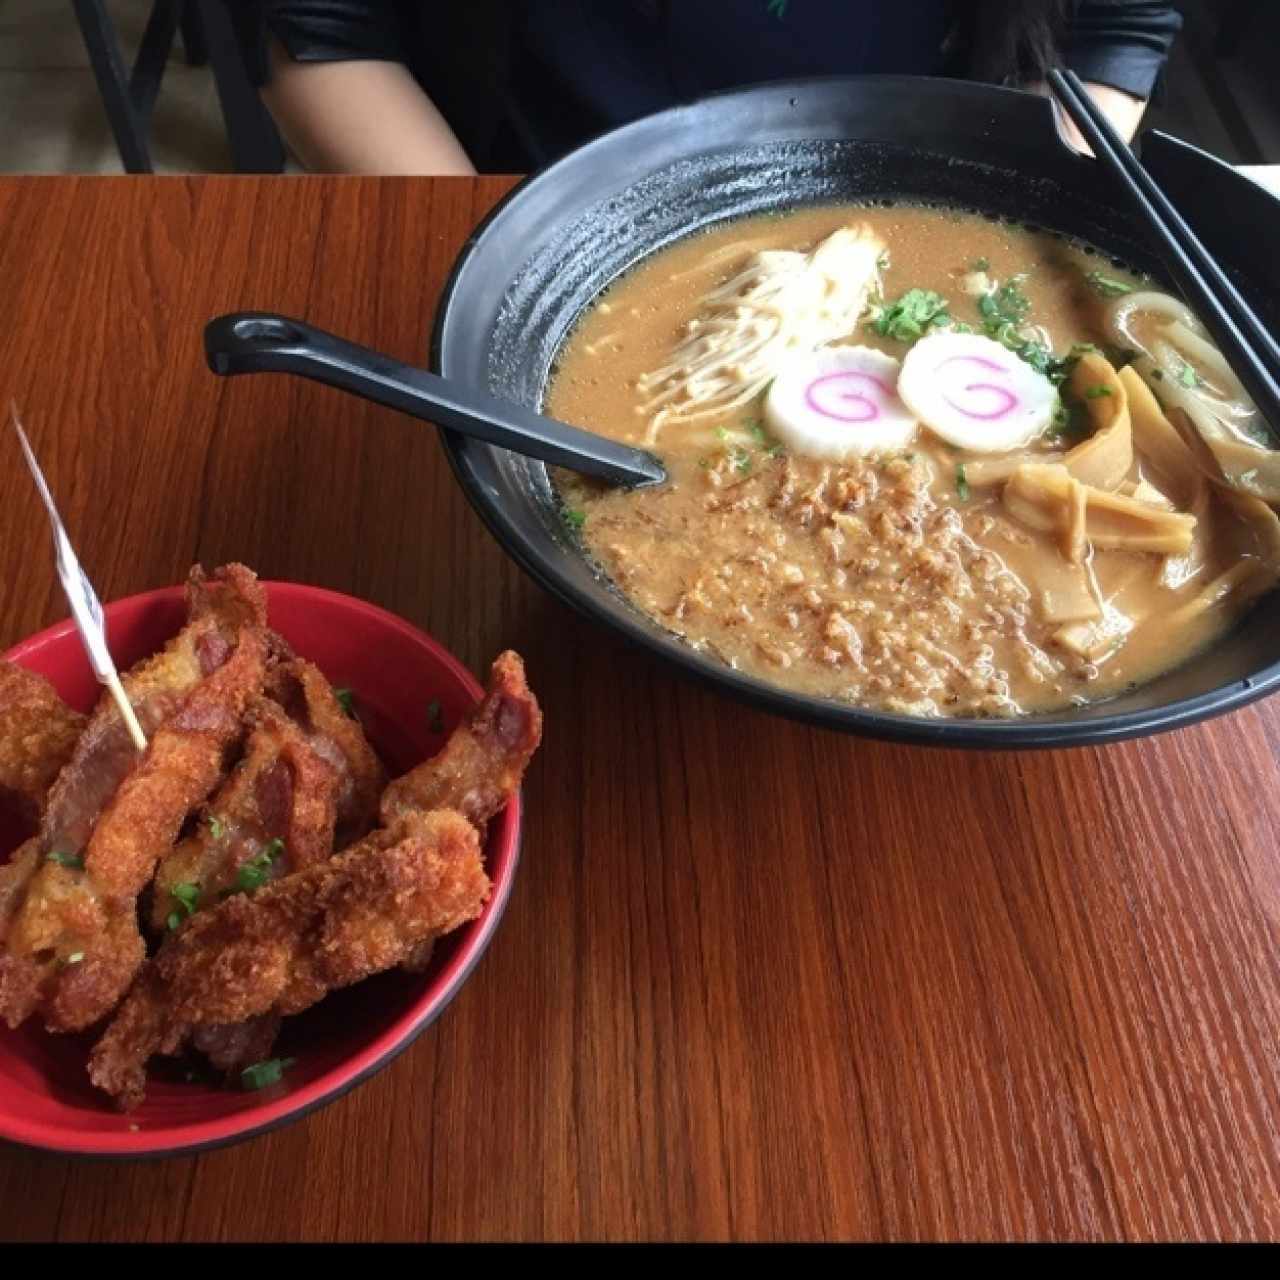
left=547, top=204, right=1252, bottom=717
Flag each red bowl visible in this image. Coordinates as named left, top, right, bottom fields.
left=0, top=583, right=521, bottom=1158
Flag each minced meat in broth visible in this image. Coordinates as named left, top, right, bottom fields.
left=548, top=205, right=1270, bottom=717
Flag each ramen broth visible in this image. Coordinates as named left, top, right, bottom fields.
left=548, top=205, right=1275, bottom=717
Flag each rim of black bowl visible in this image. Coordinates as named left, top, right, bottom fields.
left=431, top=75, right=1280, bottom=750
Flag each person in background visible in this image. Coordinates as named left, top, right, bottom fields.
left=243, top=1, right=1182, bottom=175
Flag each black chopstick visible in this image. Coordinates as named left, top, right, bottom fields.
left=1047, top=68, right=1280, bottom=430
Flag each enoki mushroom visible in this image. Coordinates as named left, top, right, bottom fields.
left=636, top=224, right=885, bottom=444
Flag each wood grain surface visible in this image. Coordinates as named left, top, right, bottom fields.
left=0, top=176, right=1278, bottom=1243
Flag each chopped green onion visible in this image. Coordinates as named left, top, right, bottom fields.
left=973, top=279, right=1076, bottom=383
left=747, top=421, right=768, bottom=446
left=1085, top=270, right=1133, bottom=298
left=240, top=1058, right=296, bottom=1091
left=227, top=841, right=284, bottom=897
left=1178, top=364, right=1201, bottom=389
left=207, top=814, right=225, bottom=840
left=731, top=447, right=752, bottom=475
left=868, top=288, right=951, bottom=343
left=956, top=464, right=970, bottom=502
left=167, top=881, right=201, bottom=929
left=970, top=257, right=990, bottom=272
left=45, top=850, right=84, bottom=870
left=1084, top=385, right=1113, bottom=399
left=564, top=508, right=587, bottom=531
left=333, top=688, right=357, bottom=719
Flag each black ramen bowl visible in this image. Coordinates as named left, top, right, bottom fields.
left=428, top=75, right=1280, bottom=749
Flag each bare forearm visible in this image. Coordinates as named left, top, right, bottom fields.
left=1032, top=79, right=1147, bottom=150
left=261, top=42, right=475, bottom=175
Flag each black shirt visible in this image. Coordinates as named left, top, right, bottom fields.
left=253, top=1, right=1182, bottom=169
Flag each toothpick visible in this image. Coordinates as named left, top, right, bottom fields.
left=10, top=404, right=147, bottom=753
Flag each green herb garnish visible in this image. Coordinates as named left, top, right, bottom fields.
left=45, top=850, right=84, bottom=870
left=747, top=421, right=768, bottom=446
left=207, top=814, right=225, bottom=840
left=230, top=840, right=284, bottom=897
left=564, top=508, right=587, bottom=531
left=730, top=446, right=753, bottom=475
left=971, top=257, right=990, bottom=272
left=869, top=288, right=951, bottom=342
left=427, top=699, right=445, bottom=734
left=978, top=276, right=1031, bottom=326
left=333, top=688, right=357, bottom=719
left=240, top=1058, right=296, bottom=1091
left=167, top=881, right=201, bottom=930
left=1178, top=364, right=1201, bottom=389
left=876, top=250, right=890, bottom=270
left=1084, top=385, right=1113, bottom=399
left=975, top=278, right=1075, bottom=383
left=956, top=464, right=970, bottom=502
left=1085, top=270, right=1134, bottom=298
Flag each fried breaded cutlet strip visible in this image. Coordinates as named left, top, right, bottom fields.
left=149, top=699, right=340, bottom=933
left=90, top=809, right=488, bottom=1110
left=265, top=658, right=384, bottom=846
left=381, top=650, right=539, bottom=971
left=0, top=565, right=269, bottom=1032
left=0, top=662, right=85, bottom=828
left=0, top=566, right=265, bottom=948
left=2, top=563, right=268, bottom=887
left=152, top=697, right=343, bottom=1074
left=380, top=650, right=542, bottom=830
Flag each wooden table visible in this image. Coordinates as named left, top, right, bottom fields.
left=1, top=175, right=1278, bottom=1244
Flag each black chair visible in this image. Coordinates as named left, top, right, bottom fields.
left=72, top=0, right=285, bottom=173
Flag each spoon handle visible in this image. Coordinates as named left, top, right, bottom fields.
left=204, top=312, right=666, bottom=488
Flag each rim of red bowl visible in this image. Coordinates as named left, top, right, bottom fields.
left=0, top=582, right=522, bottom=1159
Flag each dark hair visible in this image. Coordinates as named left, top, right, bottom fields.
left=963, top=0, right=1072, bottom=84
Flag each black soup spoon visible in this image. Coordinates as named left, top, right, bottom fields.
left=204, top=312, right=667, bottom=489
